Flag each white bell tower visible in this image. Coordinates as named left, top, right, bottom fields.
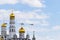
left=9, top=11, right=16, bottom=39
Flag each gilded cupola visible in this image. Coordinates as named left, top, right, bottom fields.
left=10, top=12, right=15, bottom=20
left=10, top=13, right=15, bottom=17
left=19, top=27, right=25, bottom=33
left=1, top=23, right=7, bottom=27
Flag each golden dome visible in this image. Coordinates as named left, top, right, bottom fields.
left=10, top=13, right=15, bottom=17
left=19, top=27, right=25, bottom=33
left=1, top=23, right=7, bottom=27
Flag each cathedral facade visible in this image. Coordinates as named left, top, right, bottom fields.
left=0, top=12, right=36, bottom=40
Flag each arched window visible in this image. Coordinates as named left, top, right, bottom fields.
left=12, top=29, right=13, bottom=32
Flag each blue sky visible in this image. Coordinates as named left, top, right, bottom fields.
left=0, top=0, right=60, bottom=40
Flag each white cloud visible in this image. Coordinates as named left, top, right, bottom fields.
left=19, top=0, right=45, bottom=7
left=14, top=11, right=49, bottom=19
left=0, top=0, right=18, bottom=4
left=0, top=0, right=45, bottom=7
left=52, top=25, right=60, bottom=30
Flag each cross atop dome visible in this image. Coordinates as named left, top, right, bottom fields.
left=10, top=10, right=15, bottom=17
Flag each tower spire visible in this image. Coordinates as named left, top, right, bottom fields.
left=32, top=31, right=36, bottom=40
left=26, top=32, right=30, bottom=39
left=33, top=31, right=35, bottom=38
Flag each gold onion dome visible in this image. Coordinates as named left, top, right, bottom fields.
left=10, top=13, right=15, bottom=17
left=1, top=23, right=7, bottom=27
left=19, top=27, right=25, bottom=33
